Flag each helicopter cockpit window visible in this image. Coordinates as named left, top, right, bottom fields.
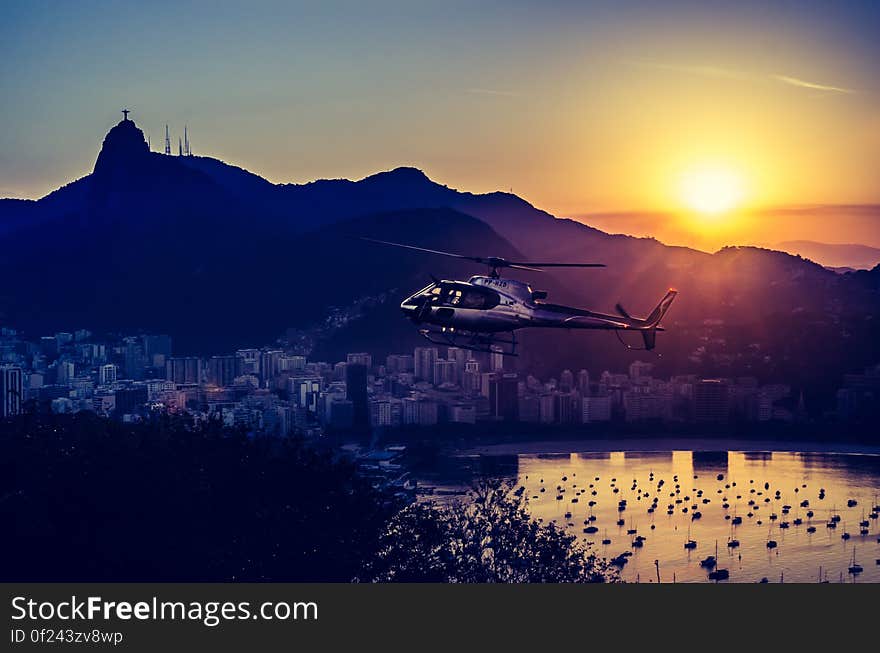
left=433, top=283, right=500, bottom=309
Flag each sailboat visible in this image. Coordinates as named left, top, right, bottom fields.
left=684, top=523, right=697, bottom=550
left=700, top=539, right=717, bottom=568
left=708, top=540, right=729, bottom=580
left=626, top=515, right=637, bottom=535
left=727, top=522, right=740, bottom=548
left=848, top=547, right=863, bottom=575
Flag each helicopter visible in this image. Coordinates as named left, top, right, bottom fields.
left=363, top=238, right=677, bottom=356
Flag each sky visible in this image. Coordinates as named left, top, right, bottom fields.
left=2, top=1, right=879, bottom=250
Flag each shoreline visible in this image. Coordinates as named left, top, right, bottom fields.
left=460, top=437, right=880, bottom=457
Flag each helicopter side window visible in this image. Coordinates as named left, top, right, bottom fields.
left=461, top=288, right=500, bottom=310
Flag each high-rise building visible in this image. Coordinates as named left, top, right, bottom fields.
left=578, top=369, right=590, bottom=395
left=236, top=349, right=261, bottom=376
left=447, top=347, right=468, bottom=383
left=462, top=359, right=481, bottom=394
left=40, top=336, right=58, bottom=356
left=694, top=379, right=729, bottom=423
left=402, top=397, right=439, bottom=426
left=346, top=352, right=372, bottom=369
left=207, top=355, right=238, bottom=387
left=74, top=329, right=92, bottom=342
left=326, top=398, right=354, bottom=430
left=98, top=364, right=118, bottom=386
left=539, top=393, right=556, bottom=424
left=369, top=399, right=394, bottom=427
left=166, top=357, right=201, bottom=385
left=490, top=346, right=504, bottom=372
left=142, top=334, right=172, bottom=359
left=27, top=372, right=44, bottom=390
left=414, top=347, right=438, bottom=382
left=629, top=360, right=654, bottom=380
left=489, top=373, right=518, bottom=421
left=92, top=392, right=116, bottom=415
left=329, top=361, right=345, bottom=381
left=582, top=395, right=612, bottom=422
left=345, top=363, right=369, bottom=429
left=385, top=354, right=414, bottom=375
left=559, top=369, right=574, bottom=392
left=1, top=365, right=23, bottom=417
left=291, top=355, right=308, bottom=372
left=449, top=404, right=476, bottom=424
left=289, top=377, right=322, bottom=412
left=518, top=395, right=540, bottom=423
left=556, top=391, right=578, bottom=424
left=260, top=350, right=283, bottom=383
left=56, top=360, right=75, bottom=384
left=433, top=359, right=458, bottom=386
left=123, top=338, right=145, bottom=380
left=114, top=385, right=148, bottom=416
left=480, top=372, right=496, bottom=398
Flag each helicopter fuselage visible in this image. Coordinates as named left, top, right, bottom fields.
left=401, top=276, right=637, bottom=334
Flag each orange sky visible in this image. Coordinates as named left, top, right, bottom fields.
left=3, top=3, right=879, bottom=251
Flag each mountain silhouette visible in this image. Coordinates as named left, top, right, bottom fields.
left=776, top=240, right=880, bottom=270
left=1, top=117, right=878, bottom=403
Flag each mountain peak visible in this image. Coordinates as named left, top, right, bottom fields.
left=93, top=118, right=150, bottom=176
left=385, top=166, right=430, bottom=179
left=363, top=166, right=434, bottom=185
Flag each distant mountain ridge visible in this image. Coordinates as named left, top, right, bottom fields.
left=776, top=240, right=880, bottom=270
left=1, top=117, right=878, bottom=404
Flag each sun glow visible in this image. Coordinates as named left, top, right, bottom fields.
left=679, top=166, right=746, bottom=217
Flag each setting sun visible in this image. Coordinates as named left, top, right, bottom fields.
left=679, top=166, right=746, bottom=216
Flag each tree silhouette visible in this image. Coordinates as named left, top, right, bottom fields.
left=361, top=481, right=617, bottom=583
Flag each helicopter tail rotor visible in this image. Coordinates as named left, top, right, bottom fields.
left=615, top=303, right=632, bottom=320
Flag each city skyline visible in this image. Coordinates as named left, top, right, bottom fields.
left=4, top=321, right=876, bottom=432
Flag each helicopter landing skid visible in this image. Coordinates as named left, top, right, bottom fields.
left=418, top=327, right=518, bottom=356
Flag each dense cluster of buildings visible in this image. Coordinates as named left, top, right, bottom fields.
left=3, top=325, right=859, bottom=434
left=836, top=365, right=880, bottom=422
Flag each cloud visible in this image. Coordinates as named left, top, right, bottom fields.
left=629, top=60, right=856, bottom=95
left=629, top=61, right=747, bottom=81
left=771, top=74, right=855, bottom=95
left=467, top=88, right=520, bottom=97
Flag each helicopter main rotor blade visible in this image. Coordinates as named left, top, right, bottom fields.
left=359, top=237, right=480, bottom=262
left=360, top=238, right=605, bottom=271
left=507, top=264, right=545, bottom=272
left=511, top=262, right=606, bottom=268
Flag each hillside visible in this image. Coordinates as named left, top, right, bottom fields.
left=1, top=117, right=879, bottom=400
